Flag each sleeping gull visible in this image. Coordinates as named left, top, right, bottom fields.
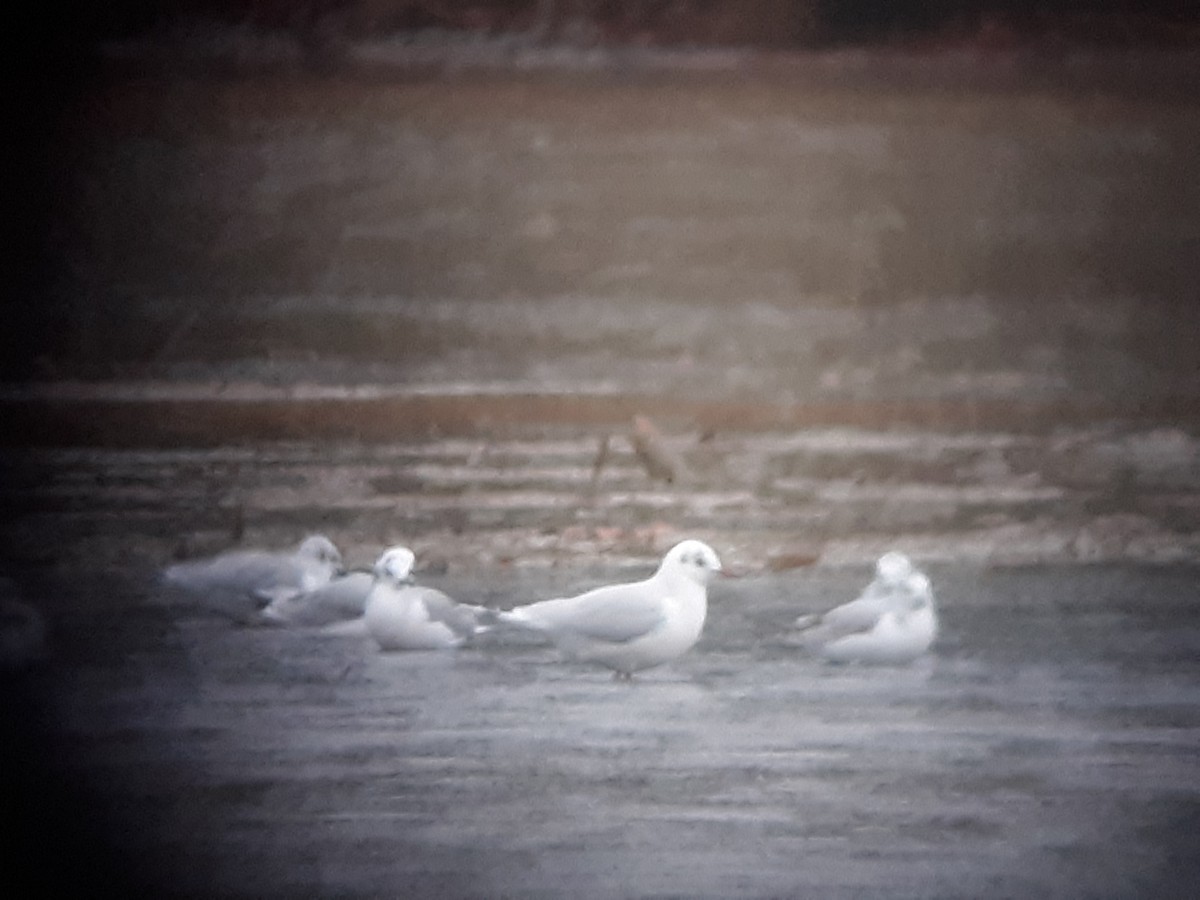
left=491, top=539, right=723, bottom=680
left=794, top=553, right=938, bottom=664
left=162, top=534, right=344, bottom=620
left=363, top=546, right=489, bottom=651
left=793, top=551, right=914, bottom=632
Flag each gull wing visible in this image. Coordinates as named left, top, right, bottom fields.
left=521, top=580, right=668, bottom=644
left=806, top=574, right=930, bottom=639
left=819, top=594, right=889, bottom=632
left=264, top=572, right=372, bottom=625
left=417, top=587, right=485, bottom=635
left=795, top=593, right=892, bottom=642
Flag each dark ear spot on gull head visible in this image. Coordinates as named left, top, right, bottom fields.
left=298, top=534, right=344, bottom=573
left=663, top=539, right=725, bottom=583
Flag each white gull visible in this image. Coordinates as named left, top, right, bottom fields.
left=260, top=570, right=372, bottom=627
left=363, top=546, right=488, bottom=651
left=491, top=539, right=723, bottom=680
left=794, top=552, right=938, bottom=665
left=162, top=534, right=344, bottom=619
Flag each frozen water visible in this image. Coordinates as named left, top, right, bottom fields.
left=5, top=564, right=1198, bottom=897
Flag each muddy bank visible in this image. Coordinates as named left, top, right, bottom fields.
left=3, top=421, right=1198, bottom=576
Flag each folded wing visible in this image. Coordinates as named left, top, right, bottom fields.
left=507, top=580, right=668, bottom=644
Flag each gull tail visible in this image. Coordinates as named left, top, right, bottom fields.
left=252, top=586, right=299, bottom=610
left=478, top=606, right=533, bottom=628
left=458, top=603, right=498, bottom=638
left=474, top=606, right=549, bottom=642
left=319, top=617, right=370, bottom=638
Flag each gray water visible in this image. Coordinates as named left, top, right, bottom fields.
left=5, top=562, right=1198, bottom=898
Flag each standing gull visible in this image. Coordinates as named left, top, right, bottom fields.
left=794, top=552, right=938, bottom=664
left=492, top=539, right=724, bottom=680
left=363, top=546, right=488, bottom=651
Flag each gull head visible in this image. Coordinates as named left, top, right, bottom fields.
left=374, top=546, right=417, bottom=585
left=659, top=539, right=723, bottom=586
left=875, top=551, right=914, bottom=585
left=298, top=534, right=344, bottom=573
